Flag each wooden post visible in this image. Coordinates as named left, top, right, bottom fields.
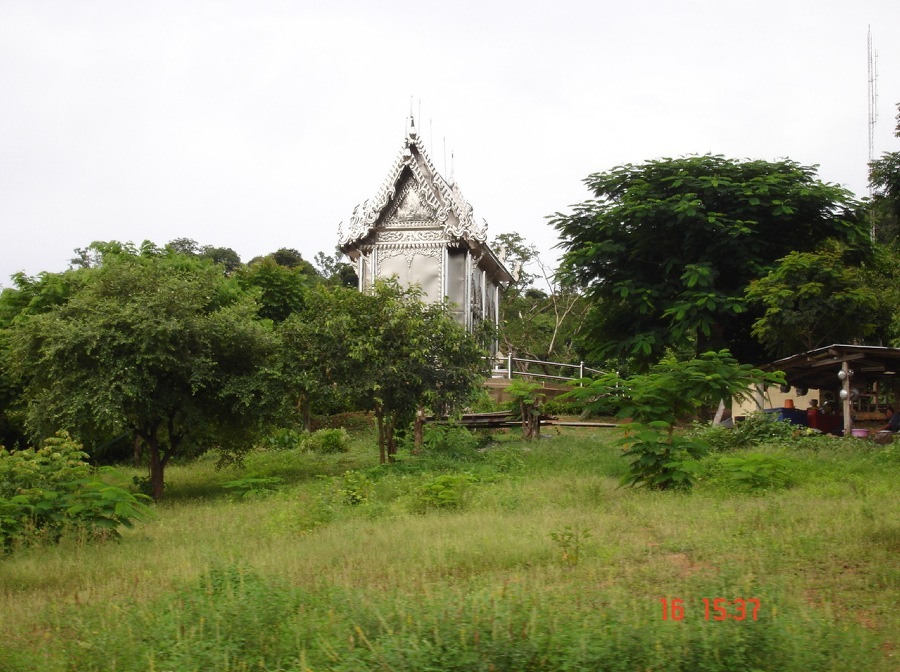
left=842, top=361, right=852, bottom=437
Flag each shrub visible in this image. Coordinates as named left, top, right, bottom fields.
left=712, top=453, right=796, bottom=492
left=689, top=411, right=799, bottom=452
left=304, top=428, right=351, bottom=454
left=337, top=470, right=373, bottom=505
left=618, top=422, right=708, bottom=490
left=0, top=433, right=151, bottom=551
left=411, top=473, right=476, bottom=513
left=549, top=525, right=592, bottom=566
left=261, top=427, right=306, bottom=451
left=419, top=424, right=482, bottom=461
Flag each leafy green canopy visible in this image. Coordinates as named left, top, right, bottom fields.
left=565, top=350, right=783, bottom=427
left=563, top=350, right=786, bottom=490
left=868, top=103, right=900, bottom=246
left=273, top=280, right=489, bottom=464
left=0, top=433, right=151, bottom=551
left=746, top=242, right=879, bottom=357
left=552, top=155, right=868, bottom=367
left=9, top=252, right=276, bottom=499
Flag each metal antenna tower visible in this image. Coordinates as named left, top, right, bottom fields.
left=867, top=26, right=878, bottom=239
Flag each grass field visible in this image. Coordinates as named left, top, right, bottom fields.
left=1, top=422, right=898, bottom=671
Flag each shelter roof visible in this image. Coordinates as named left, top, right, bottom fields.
left=764, top=344, right=900, bottom=391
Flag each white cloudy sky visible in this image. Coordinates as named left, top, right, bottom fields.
left=1, top=0, right=899, bottom=287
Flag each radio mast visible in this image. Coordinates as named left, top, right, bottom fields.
left=867, top=25, right=878, bottom=238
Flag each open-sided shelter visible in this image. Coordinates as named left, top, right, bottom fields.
left=760, top=344, right=900, bottom=435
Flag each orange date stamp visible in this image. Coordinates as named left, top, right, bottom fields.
left=659, top=597, right=761, bottom=621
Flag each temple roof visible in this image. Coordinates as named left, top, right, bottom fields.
left=338, top=117, right=489, bottom=250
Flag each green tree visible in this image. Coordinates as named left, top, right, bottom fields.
left=868, top=103, right=900, bottom=246
left=255, top=247, right=318, bottom=278
left=277, top=281, right=486, bottom=464
left=356, top=281, right=487, bottom=463
left=0, top=268, right=93, bottom=448
left=564, top=350, right=785, bottom=489
left=271, top=286, right=369, bottom=430
left=552, top=155, right=869, bottom=368
left=746, top=242, right=880, bottom=357
left=9, top=253, right=276, bottom=500
left=198, top=246, right=242, bottom=275
left=313, top=249, right=358, bottom=287
left=491, top=234, right=589, bottom=370
left=237, top=258, right=314, bottom=323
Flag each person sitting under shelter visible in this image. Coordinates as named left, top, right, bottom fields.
left=877, top=407, right=900, bottom=433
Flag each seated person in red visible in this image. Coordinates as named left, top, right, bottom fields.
left=806, top=399, right=821, bottom=429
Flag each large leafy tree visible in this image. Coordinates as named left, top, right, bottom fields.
left=353, top=281, right=487, bottom=463
left=0, top=268, right=92, bottom=448
left=552, top=156, right=869, bottom=367
left=9, top=252, right=276, bottom=499
left=270, top=286, right=371, bottom=430
left=746, top=242, right=880, bottom=357
left=237, top=257, right=318, bottom=323
left=277, top=281, right=487, bottom=463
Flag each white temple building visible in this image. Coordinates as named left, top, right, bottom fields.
left=338, top=117, right=512, bottom=336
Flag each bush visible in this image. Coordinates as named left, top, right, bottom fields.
left=337, top=470, right=373, bottom=505
left=689, top=411, right=799, bottom=452
left=304, top=428, right=351, bottom=454
left=0, top=433, right=151, bottom=551
left=411, top=473, right=476, bottom=513
left=710, top=453, right=796, bottom=492
left=419, top=424, right=483, bottom=461
left=261, top=427, right=352, bottom=454
left=618, top=422, right=708, bottom=490
left=261, top=427, right=306, bottom=451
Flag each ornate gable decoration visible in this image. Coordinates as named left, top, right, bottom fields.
left=338, top=119, right=488, bottom=248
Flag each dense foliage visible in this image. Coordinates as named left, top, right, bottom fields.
left=563, top=350, right=785, bottom=489
left=1, top=239, right=489, bottom=492
left=8, top=252, right=276, bottom=499
left=745, top=242, right=880, bottom=357
left=0, top=433, right=150, bottom=551
left=552, top=155, right=870, bottom=367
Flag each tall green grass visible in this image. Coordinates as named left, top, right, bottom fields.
left=0, top=426, right=897, bottom=671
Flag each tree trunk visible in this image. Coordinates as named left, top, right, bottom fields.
left=375, top=406, right=386, bottom=464
left=132, top=434, right=144, bottom=467
left=386, top=416, right=397, bottom=463
left=521, top=400, right=534, bottom=440
left=147, top=436, right=166, bottom=501
left=297, top=394, right=312, bottom=432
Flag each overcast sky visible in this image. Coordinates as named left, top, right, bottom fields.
left=2, top=0, right=899, bottom=288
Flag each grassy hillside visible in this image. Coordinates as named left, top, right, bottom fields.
left=1, top=423, right=897, bottom=671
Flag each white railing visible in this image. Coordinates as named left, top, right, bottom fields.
left=490, top=354, right=605, bottom=384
